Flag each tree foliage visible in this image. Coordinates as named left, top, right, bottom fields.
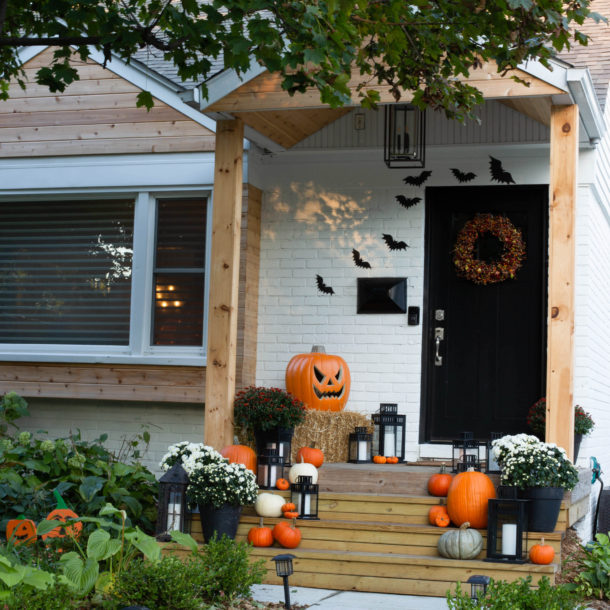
left=0, top=0, right=602, bottom=118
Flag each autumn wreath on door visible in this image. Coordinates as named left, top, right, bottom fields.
left=453, top=213, right=526, bottom=285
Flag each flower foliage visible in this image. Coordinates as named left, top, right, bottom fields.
left=233, top=386, right=306, bottom=433
left=453, top=214, right=526, bottom=285
left=161, top=442, right=258, bottom=508
left=527, top=399, right=595, bottom=438
left=492, top=434, right=579, bottom=491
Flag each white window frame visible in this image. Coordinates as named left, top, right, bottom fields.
left=0, top=187, right=213, bottom=366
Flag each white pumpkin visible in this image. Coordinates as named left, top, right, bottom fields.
left=288, top=458, right=318, bottom=484
left=254, top=492, right=285, bottom=518
left=437, top=522, right=483, bottom=560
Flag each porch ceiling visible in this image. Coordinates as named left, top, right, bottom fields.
left=203, top=62, right=567, bottom=148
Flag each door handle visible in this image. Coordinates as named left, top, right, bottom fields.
left=434, top=327, right=444, bottom=366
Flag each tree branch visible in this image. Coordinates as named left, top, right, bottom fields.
left=0, top=0, right=8, bottom=36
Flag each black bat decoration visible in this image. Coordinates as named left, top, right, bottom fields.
left=451, top=168, right=477, bottom=184
left=489, top=156, right=515, bottom=185
left=316, top=274, right=335, bottom=295
left=382, top=233, right=409, bottom=251
left=403, top=170, right=432, bottom=187
left=395, top=195, right=421, bottom=209
left=352, top=249, right=371, bottom=269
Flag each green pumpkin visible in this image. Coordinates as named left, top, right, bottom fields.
left=437, top=521, right=483, bottom=560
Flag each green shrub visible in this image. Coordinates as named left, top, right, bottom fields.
left=0, top=393, right=158, bottom=534
left=4, top=582, right=79, bottom=610
left=565, top=533, right=610, bottom=600
left=446, top=576, right=585, bottom=609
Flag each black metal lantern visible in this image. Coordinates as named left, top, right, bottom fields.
left=348, top=426, right=372, bottom=463
left=486, top=432, right=503, bottom=474
left=383, top=104, right=426, bottom=168
left=485, top=497, right=528, bottom=563
left=257, top=449, right=285, bottom=490
left=272, top=553, right=296, bottom=610
left=372, top=403, right=406, bottom=461
left=467, top=575, right=490, bottom=603
left=290, top=475, right=319, bottom=520
left=452, top=431, right=482, bottom=473
left=255, top=428, right=293, bottom=466
left=155, top=462, right=190, bottom=541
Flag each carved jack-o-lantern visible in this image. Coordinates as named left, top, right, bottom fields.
left=286, top=345, right=351, bottom=412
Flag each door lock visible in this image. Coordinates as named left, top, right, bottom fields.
left=434, top=327, right=444, bottom=366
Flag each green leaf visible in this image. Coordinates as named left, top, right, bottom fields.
left=20, top=566, right=55, bottom=590
left=86, top=528, right=110, bottom=561
left=125, top=529, right=161, bottom=561
left=60, top=553, right=99, bottom=595
left=36, top=519, right=63, bottom=536
left=170, top=530, right=199, bottom=553
left=95, top=570, right=113, bottom=593
left=136, top=90, right=154, bottom=111
left=0, top=558, right=26, bottom=588
left=99, top=503, right=124, bottom=518
left=79, top=476, right=105, bottom=502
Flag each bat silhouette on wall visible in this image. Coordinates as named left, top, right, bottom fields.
left=316, top=274, right=335, bottom=295
left=489, top=156, right=515, bottom=184
left=450, top=168, right=477, bottom=183
left=352, top=249, right=372, bottom=269
left=402, top=170, right=432, bottom=187
left=395, top=195, right=421, bottom=209
left=382, top=233, right=409, bottom=251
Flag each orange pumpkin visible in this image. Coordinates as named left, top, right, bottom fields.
left=220, top=445, right=257, bottom=473
left=286, top=345, right=351, bottom=412
left=428, top=503, right=449, bottom=526
left=446, top=470, right=496, bottom=529
left=427, top=465, right=453, bottom=497
left=247, top=518, right=274, bottom=547
left=6, top=518, right=37, bottom=546
left=283, top=511, right=299, bottom=519
left=281, top=502, right=296, bottom=512
left=435, top=513, right=451, bottom=527
left=529, top=538, right=555, bottom=565
left=373, top=455, right=387, bottom=464
left=273, top=518, right=302, bottom=549
left=276, top=478, right=290, bottom=491
left=296, top=446, right=325, bottom=468
left=386, top=456, right=399, bottom=464
left=41, top=491, right=82, bottom=541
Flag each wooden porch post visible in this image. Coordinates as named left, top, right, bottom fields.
left=546, top=104, right=578, bottom=460
left=204, top=118, right=244, bottom=449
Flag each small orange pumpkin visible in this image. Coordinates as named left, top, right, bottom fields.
left=283, top=511, right=299, bottom=519
left=529, top=538, right=555, bottom=565
left=296, top=446, right=324, bottom=468
left=435, top=513, right=451, bottom=527
left=273, top=518, right=302, bottom=549
left=428, top=503, right=449, bottom=526
left=446, top=469, right=496, bottom=529
left=6, top=517, right=37, bottom=546
left=247, top=518, right=274, bottom=547
left=373, top=455, right=387, bottom=464
left=41, top=491, right=82, bottom=540
left=386, top=456, right=399, bottom=464
left=281, top=502, right=296, bottom=512
left=220, top=444, right=257, bottom=473
left=427, top=465, right=453, bottom=497
left=276, top=478, right=290, bottom=490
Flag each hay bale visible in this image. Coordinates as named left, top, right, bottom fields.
left=290, top=410, right=373, bottom=463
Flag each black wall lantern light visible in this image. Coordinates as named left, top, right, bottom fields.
left=466, top=575, right=490, bottom=603
left=272, top=553, right=296, bottom=610
left=486, top=432, right=503, bottom=474
left=257, top=448, right=286, bottom=490
left=384, top=104, right=426, bottom=169
left=452, top=431, right=482, bottom=473
left=348, top=426, right=372, bottom=463
left=155, top=462, right=190, bottom=541
left=485, top=497, right=528, bottom=563
left=255, top=428, right=293, bottom=467
left=372, top=403, right=406, bottom=461
left=290, top=475, right=319, bottom=520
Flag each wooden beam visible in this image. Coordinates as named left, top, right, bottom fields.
left=204, top=119, right=244, bottom=449
left=546, top=104, right=578, bottom=460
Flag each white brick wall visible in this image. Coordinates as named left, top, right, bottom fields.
left=17, top=397, right=205, bottom=475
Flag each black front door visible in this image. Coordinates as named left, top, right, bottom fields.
left=421, top=185, right=548, bottom=442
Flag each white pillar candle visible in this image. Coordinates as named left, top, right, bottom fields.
left=293, top=492, right=302, bottom=513
left=357, top=440, right=368, bottom=461
left=269, top=464, right=278, bottom=488
left=501, top=523, right=517, bottom=556
left=383, top=431, right=395, bottom=457
left=302, top=494, right=311, bottom=516
left=166, top=491, right=181, bottom=531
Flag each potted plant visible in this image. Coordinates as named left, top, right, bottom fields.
left=233, top=386, right=306, bottom=459
left=161, top=442, right=258, bottom=542
left=491, top=433, right=579, bottom=532
left=527, top=398, right=594, bottom=461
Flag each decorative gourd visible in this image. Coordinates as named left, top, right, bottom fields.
left=281, top=503, right=296, bottom=512
left=428, top=503, right=449, bottom=526
left=427, top=465, right=453, bottom=497
left=296, top=446, right=324, bottom=469
left=42, top=490, right=82, bottom=540
left=283, top=511, right=299, bottom=519
left=529, top=538, right=555, bottom=565
left=6, top=517, right=37, bottom=546
left=288, top=458, right=318, bottom=484
left=220, top=445, right=257, bottom=473
left=276, top=478, right=290, bottom=491
left=435, top=513, right=451, bottom=527
left=386, top=456, right=399, bottom=464
left=273, top=518, right=302, bottom=549
left=446, top=469, right=496, bottom=529
left=254, top=492, right=285, bottom=518
left=286, top=345, right=351, bottom=412
left=437, top=522, right=483, bottom=559
left=247, top=518, right=274, bottom=547
left=373, top=455, right=387, bottom=464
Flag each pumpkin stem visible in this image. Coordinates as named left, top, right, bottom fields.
left=259, top=517, right=264, bottom=528
left=53, top=489, right=68, bottom=510
left=439, top=464, right=446, bottom=474
left=291, top=517, right=297, bottom=527
left=311, top=345, right=326, bottom=353
left=541, top=537, right=545, bottom=545
left=460, top=522, right=470, bottom=530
